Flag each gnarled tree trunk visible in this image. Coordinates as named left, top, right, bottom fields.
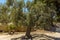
left=25, top=25, right=32, bottom=38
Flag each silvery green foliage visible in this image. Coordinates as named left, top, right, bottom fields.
left=26, top=0, right=56, bottom=30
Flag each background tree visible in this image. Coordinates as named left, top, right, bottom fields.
left=0, top=5, right=9, bottom=25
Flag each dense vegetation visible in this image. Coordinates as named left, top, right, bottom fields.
left=0, top=0, right=60, bottom=38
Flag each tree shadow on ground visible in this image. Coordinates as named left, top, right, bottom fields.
left=11, top=34, right=60, bottom=40
left=44, top=34, right=60, bottom=40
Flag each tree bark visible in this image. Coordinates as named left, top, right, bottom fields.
left=25, top=25, right=32, bottom=38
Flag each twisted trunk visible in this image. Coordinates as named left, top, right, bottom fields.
left=25, top=25, right=32, bottom=38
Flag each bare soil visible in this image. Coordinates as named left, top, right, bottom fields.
left=0, top=30, right=60, bottom=40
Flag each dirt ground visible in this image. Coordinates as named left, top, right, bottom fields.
left=0, top=30, right=60, bottom=40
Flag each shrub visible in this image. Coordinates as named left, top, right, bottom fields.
left=8, top=24, right=16, bottom=31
